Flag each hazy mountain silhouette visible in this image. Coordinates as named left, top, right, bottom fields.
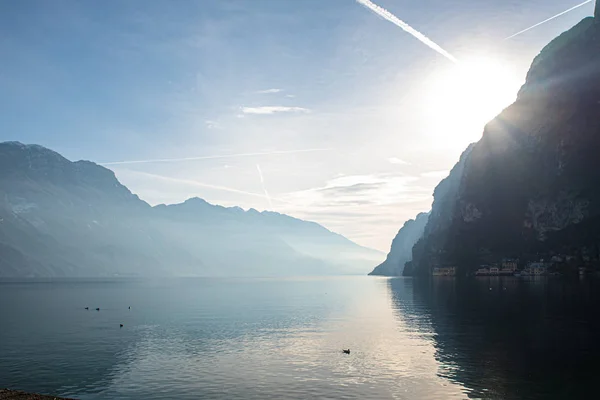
left=0, top=142, right=383, bottom=277
left=369, top=212, right=429, bottom=276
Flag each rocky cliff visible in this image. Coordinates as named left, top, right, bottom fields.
left=407, top=13, right=600, bottom=275
left=0, top=142, right=382, bottom=277
left=405, top=145, right=475, bottom=275
left=369, top=212, right=429, bottom=276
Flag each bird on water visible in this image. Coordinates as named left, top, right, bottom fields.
left=96, top=307, right=100, bottom=311
left=343, top=349, right=350, bottom=355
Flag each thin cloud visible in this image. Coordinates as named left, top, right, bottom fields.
left=505, top=0, right=593, bottom=40
left=420, top=170, right=449, bottom=178
left=256, top=163, right=273, bottom=209
left=276, top=173, right=432, bottom=250
left=281, top=173, right=424, bottom=210
left=388, top=157, right=410, bottom=165
left=100, top=148, right=328, bottom=166
left=118, top=170, right=271, bottom=200
left=257, top=88, right=282, bottom=94
left=241, top=106, right=310, bottom=115
left=356, top=0, right=458, bottom=63
left=319, top=182, right=385, bottom=195
left=204, top=120, right=221, bottom=129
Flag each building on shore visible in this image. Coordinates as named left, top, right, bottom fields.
left=432, top=266, right=456, bottom=276
left=501, top=259, right=518, bottom=274
left=475, top=259, right=519, bottom=276
left=522, top=262, right=548, bottom=276
left=475, top=264, right=504, bottom=276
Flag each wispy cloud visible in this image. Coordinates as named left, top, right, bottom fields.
left=256, top=163, right=273, bottom=209
left=277, top=173, right=432, bottom=250
left=241, top=106, right=310, bottom=115
left=117, top=170, right=272, bottom=200
left=100, top=148, right=328, bottom=166
left=281, top=173, right=426, bottom=210
left=388, top=157, right=410, bottom=165
left=505, top=0, right=593, bottom=40
left=204, top=120, right=221, bottom=129
left=257, top=88, right=282, bottom=94
left=356, top=0, right=458, bottom=63
left=420, top=170, right=449, bottom=178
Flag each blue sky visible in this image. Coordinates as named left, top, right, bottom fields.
left=0, top=0, right=595, bottom=250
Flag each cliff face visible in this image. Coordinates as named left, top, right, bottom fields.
left=408, top=15, right=600, bottom=275
left=369, top=212, right=429, bottom=276
left=405, top=145, right=475, bottom=275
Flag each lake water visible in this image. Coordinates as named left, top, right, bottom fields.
left=1, top=276, right=599, bottom=399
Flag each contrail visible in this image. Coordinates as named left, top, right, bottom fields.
left=100, top=148, right=329, bottom=166
left=123, top=170, right=272, bottom=200
left=131, top=170, right=291, bottom=204
left=356, top=0, right=458, bottom=63
left=256, top=164, right=273, bottom=209
left=505, top=0, right=593, bottom=40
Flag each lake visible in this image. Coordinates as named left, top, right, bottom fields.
left=1, top=276, right=599, bottom=399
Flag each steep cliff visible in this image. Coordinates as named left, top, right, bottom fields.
left=405, top=145, right=475, bottom=275
left=408, top=13, right=600, bottom=275
left=369, top=212, right=429, bottom=276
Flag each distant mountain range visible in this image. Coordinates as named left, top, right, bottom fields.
left=0, top=142, right=383, bottom=277
left=375, top=11, right=600, bottom=276
left=369, top=212, right=429, bottom=276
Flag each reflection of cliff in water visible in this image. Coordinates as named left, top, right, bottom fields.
left=388, top=277, right=600, bottom=399
left=387, top=277, right=435, bottom=338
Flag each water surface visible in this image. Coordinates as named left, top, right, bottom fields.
left=1, top=276, right=599, bottom=399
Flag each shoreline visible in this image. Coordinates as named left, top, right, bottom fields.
left=0, top=389, right=73, bottom=400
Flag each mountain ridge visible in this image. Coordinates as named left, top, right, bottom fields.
left=0, top=141, right=383, bottom=277
left=369, top=211, right=429, bottom=276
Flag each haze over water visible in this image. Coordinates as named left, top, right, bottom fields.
left=1, top=276, right=599, bottom=399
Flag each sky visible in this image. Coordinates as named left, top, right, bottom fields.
left=0, top=0, right=596, bottom=251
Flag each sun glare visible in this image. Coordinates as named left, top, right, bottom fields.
left=423, top=56, right=523, bottom=146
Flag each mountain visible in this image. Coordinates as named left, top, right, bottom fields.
left=406, top=144, right=475, bottom=275
left=0, top=142, right=383, bottom=277
left=405, top=10, right=600, bottom=275
left=368, top=212, right=429, bottom=276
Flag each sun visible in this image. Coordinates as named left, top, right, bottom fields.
left=423, top=56, right=523, bottom=147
